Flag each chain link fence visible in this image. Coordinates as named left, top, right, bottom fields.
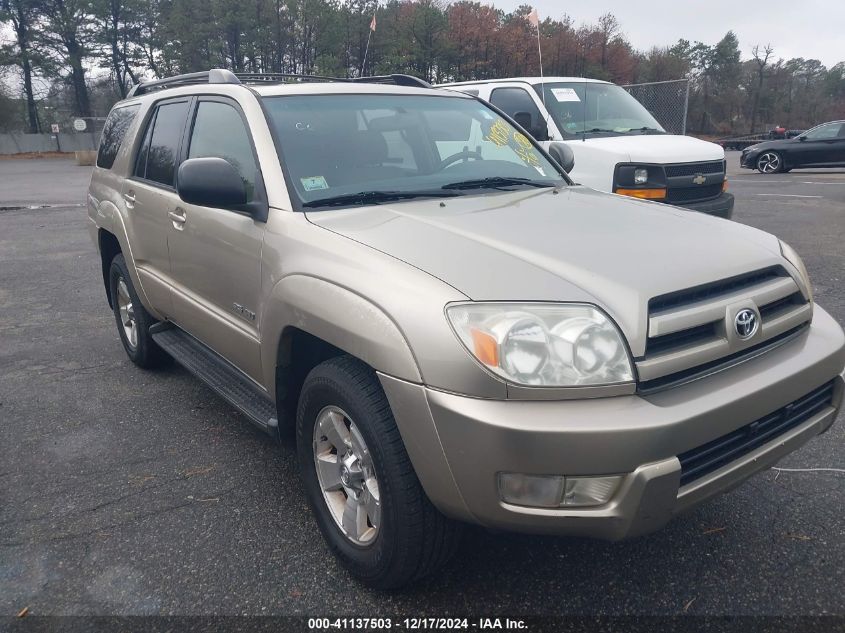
left=622, top=78, right=690, bottom=135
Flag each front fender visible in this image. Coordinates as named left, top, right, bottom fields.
left=259, top=274, right=422, bottom=391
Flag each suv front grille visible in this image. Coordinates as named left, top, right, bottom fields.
left=637, top=266, right=812, bottom=391
left=678, top=381, right=835, bottom=486
left=649, top=267, right=783, bottom=313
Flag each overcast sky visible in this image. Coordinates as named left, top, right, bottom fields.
left=496, top=0, right=843, bottom=67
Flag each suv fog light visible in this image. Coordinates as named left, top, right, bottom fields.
left=498, top=473, right=564, bottom=508
left=562, top=476, right=622, bottom=507
left=498, top=473, right=622, bottom=508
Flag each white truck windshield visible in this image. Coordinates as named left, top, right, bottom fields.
left=536, top=82, right=665, bottom=139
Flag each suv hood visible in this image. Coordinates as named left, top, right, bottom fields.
left=574, top=133, right=725, bottom=163
left=307, top=186, right=784, bottom=354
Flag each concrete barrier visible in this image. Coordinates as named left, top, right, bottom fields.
left=0, top=132, right=100, bottom=155
left=75, top=150, right=97, bottom=166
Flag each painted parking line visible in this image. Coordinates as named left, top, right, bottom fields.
left=729, top=179, right=845, bottom=184
left=729, top=179, right=793, bottom=183
left=754, top=193, right=822, bottom=198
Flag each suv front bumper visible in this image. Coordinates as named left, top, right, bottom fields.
left=381, top=306, right=844, bottom=540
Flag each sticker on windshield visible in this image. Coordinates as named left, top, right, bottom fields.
left=301, top=176, right=329, bottom=191
left=551, top=88, right=580, bottom=102
left=512, top=132, right=540, bottom=167
left=485, top=118, right=541, bottom=168
left=487, top=118, right=511, bottom=146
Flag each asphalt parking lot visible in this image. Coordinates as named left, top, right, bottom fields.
left=1, top=152, right=843, bottom=617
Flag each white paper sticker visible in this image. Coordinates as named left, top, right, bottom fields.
left=301, top=176, right=329, bottom=191
left=551, top=88, right=580, bottom=102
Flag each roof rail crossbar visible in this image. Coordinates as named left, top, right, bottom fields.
left=127, top=68, right=240, bottom=97
left=125, top=69, right=431, bottom=98
left=351, top=74, right=432, bottom=89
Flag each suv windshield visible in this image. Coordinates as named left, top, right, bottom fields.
left=262, top=93, right=566, bottom=209
left=535, top=82, right=665, bottom=139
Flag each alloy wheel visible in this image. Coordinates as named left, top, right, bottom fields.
left=116, top=277, right=138, bottom=349
left=757, top=152, right=781, bottom=173
left=313, top=405, right=381, bottom=545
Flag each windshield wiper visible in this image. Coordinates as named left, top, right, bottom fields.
left=582, top=127, right=619, bottom=134
left=302, top=190, right=458, bottom=209
left=441, top=176, right=555, bottom=191
left=624, top=126, right=665, bottom=134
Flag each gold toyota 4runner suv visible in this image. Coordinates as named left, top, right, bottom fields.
left=88, top=69, right=845, bottom=589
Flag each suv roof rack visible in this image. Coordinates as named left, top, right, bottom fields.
left=126, top=69, right=239, bottom=97
left=126, top=69, right=431, bottom=97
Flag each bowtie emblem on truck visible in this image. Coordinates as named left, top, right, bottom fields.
left=692, top=174, right=707, bottom=185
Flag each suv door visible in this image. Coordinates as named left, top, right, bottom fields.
left=168, top=97, right=265, bottom=381
left=124, top=97, right=192, bottom=316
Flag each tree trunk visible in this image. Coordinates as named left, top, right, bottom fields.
left=21, top=51, right=40, bottom=133
left=67, top=40, right=92, bottom=116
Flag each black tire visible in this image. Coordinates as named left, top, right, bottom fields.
left=296, top=355, right=461, bottom=589
left=108, top=253, right=169, bottom=369
left=756, top=151, right=784, bottom=174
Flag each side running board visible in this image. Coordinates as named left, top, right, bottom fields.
left=151, top=324, right=278, bottom=435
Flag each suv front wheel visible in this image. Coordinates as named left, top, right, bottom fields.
left=296, top=356, right=462, bottom=589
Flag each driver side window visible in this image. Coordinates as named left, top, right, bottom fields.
left=187, top=100, right=258, bottom=201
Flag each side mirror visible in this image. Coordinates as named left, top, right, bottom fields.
left=512, top=111, right=533, bottom=131
left=530, top=123, right=550, bottom=142
left=177, top=157, right=248, bottom=209
left=797, top=135, right=807, bottom=142
left=512, top=110, right=549, bottom=141
left=548, top=141, right=575, bottom=173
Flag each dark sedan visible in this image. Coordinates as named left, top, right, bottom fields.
left=741, top=120, right=845, bottom=173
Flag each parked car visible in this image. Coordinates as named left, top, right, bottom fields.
left=741, top=120, right=845, bottom=173
left=89, top=69, right=844, bottom=589
left=438, top=77, right=734, bottom=219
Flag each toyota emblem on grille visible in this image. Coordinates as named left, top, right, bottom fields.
left=734, top=308, right=758, bottom=339
left=692, top=174, right=706, bottom=185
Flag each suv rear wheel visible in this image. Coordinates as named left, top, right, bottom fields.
left=296, top=355, right=462, bottom=589
left=109, top=253, right=169, bottom=368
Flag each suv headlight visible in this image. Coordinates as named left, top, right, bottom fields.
left=779, top=240, right=813, bottom=303
left=446, top=303, right=634, bottom=387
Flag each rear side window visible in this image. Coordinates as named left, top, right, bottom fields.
left=133, top=100, right=190, bottom=187
left=187, top=101, right=257, bottom=201
left=96, top=105, right=139, bottom=169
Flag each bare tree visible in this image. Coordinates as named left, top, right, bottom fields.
left=750, top=43, right=774, bottom=133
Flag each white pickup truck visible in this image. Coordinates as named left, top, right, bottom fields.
left=439, top=77, right=734, bottom=219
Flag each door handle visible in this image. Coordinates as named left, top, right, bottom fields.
left=168, top=208, right=187, bottom=229
left=123, top=191, right=136, bottom=208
